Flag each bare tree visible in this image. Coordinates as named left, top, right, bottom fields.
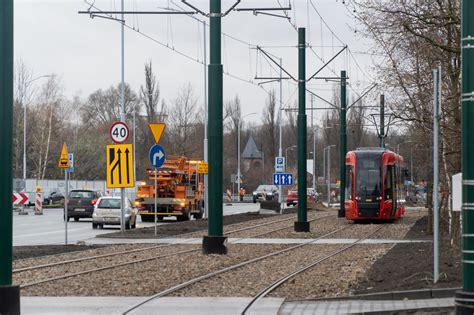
left=168, top=83, right=200, bottom=156
left=12, top=60, right=34, bottom=178
left=140, top=60, right=164, bottom=122
left=81, top=83, right=138, bottom=126
left=262, top=90, right=277, bottom=171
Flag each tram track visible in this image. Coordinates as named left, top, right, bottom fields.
left=240, top=225, right=384, bottom=314
left=121, top=224, right=363, bottom=314
left=14, top=212, right=327, bottom=273
left=17, top=213, right=333, bottom=289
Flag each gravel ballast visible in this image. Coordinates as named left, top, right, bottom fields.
left=17, top=207, right=431, bottom=299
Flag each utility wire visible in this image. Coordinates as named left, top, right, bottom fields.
left=82, top=1, right=280, bottom=101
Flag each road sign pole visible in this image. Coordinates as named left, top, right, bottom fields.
left=457, top=2, right=474, bottom=310
left=203, top=0, right=227, bottom=255
left=65, top=170, right=68, bottom=244
left=0, top=1, right=20, bottom=312
left=295, top=27, right=309, bottom=233
left=339, top=70, right=347, bottom=218
left=154, top=168, right=157, bottom=236
left=119, top=0, right=126, bottom=236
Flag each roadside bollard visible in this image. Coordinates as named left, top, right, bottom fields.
left=35, top=193, right=43, bottom=215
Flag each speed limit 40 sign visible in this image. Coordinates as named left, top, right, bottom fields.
left=109, top=122, right=130, bottom=143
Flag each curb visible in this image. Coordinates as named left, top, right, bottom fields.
left=286, top=287, right=461, bottom=302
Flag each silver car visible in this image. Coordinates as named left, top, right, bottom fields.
left=92, top=197, right=137, bottom=229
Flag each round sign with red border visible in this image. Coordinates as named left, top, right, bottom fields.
left=109, top=122, right=130, bottom=143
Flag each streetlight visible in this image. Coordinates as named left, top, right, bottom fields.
left=325, top=144, right=336, bottom=206
left=312, top=126, right=331, bottom=193
left=23, top=74, right=52, bottom=186
left=237, top=112, right=258, bottom=195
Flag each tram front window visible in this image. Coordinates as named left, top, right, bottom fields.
left=356, top=157, right=381, bottom=202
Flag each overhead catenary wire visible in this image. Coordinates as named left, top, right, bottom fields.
left=81, top=0, right=287, bottom=105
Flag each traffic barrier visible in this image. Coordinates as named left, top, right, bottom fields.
left=12, top=192, right=28, bottom=205
left=35, top=193, right=43, bottom=215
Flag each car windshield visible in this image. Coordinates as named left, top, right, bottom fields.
left=69, top=190, right=94, bottom=199
left=98, top=198, right=121, bottom=209
left=256, top=185, right=275, bottom=192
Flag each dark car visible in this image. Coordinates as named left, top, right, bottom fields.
left=43, top=191, right=65, bottom=205
left=252, top=185, right=279, bottom=203
left=66, top=189, right=103, bottom=222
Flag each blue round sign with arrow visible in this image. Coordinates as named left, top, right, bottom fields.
left=149, top=144, right=166, bottom=168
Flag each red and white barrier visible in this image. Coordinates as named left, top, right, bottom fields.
left=12, top=192, right=28, bottom=205
left=35, top=193, right=43, bottom=215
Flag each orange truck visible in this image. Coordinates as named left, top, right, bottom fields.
left=134, top=156, right=205, bottom=222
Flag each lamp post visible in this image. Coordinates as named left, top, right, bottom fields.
left=23, top=75, right=52, bottom=185
left=237, top=112, right=257, bottom=194
left=312, top=126, right=331, bottom=194
left=325, top=145, right=336, bottom=206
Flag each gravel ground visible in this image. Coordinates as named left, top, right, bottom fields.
left=20, top=244, right=290, bottom=296
left=14, top=244, right=151, bottom=269
left=13, top=245, right=106, bottom=261
left=171, top=225, right=385, bottom=298
left=99, top=212, right=276, bottom=239
left=15, top=244, right=199, bottom=287
left=17, top=207, right=428, bottom=299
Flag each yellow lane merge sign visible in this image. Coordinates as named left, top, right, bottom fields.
left=198, top=162, right=208, bottom=174
left=58, top=143, right=70, bottom=168
left=148, top=123, right=166, bottom=144
left=106, top=144, right=135, bottom=188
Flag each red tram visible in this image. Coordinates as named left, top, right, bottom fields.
left=345, top=148, right=406, bottom=221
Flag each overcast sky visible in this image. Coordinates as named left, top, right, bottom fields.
left=15, top=0, right=379, bottom=125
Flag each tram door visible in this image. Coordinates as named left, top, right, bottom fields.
left=384, top=165, right=397, bottom=217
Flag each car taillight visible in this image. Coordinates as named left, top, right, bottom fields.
left=91, top=199, right=97, bottom=205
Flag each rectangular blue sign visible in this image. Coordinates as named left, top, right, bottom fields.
left=273, top=173, right=294, bottom=186
left=66, top=153, right=74, bottom=173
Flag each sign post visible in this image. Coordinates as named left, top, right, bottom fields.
left=109, top=122, right=131, bottom=233
left=106, top=143, right=135, bottom=232
left=58, top=143, right=71, bottom=244
left=275, top=156, right=285, bottom=213
left=149, top=144, right=166, bottom=236
left=148, top=123, right=166, bottom=236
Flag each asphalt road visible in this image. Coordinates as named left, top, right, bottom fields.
left=13, top=203, right=260, bottom=246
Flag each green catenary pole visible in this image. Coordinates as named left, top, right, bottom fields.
left=203, top=0, right=227, bottom=254
left=295, top=28, right=309, bottom=232
left=0, top=1, right=20, bottom=313
left=380, top=94, right=385, bottom=148
left=339, top=70, right=347, bottom=218
left=456, top=0, right=474, bottom=312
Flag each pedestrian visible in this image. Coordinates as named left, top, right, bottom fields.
left=239, top=187, right=245, bottom=202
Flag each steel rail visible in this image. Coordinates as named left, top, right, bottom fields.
left=241, top=225, right=384, bottom=314
left=18, top=214, right=330, bottom=288
left=122, top=225, right=351, bottom=314
left=14, top=212, right=328, bottom=273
